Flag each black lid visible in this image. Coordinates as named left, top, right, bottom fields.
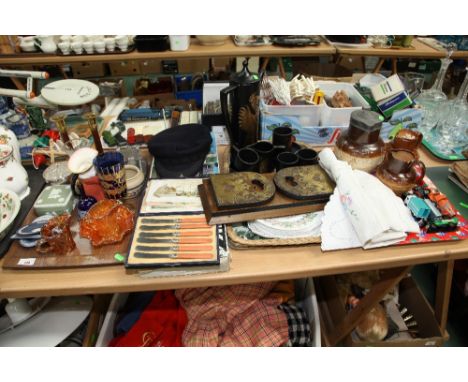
left=231, top=59, right=260, bottom=85
left=349, top=110, right=382, bottom=132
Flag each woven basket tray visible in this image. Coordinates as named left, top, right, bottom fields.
left=227, top=225, right=321, bottom=250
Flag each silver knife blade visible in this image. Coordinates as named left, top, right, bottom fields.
left=135, top=245, right=213, bottom=252
left=133, top=252, right=214, bottom=259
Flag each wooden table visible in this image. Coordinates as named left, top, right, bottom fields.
left=0, top=144, right=465, bottom=346
left=0, top=38, right=336, bottom=66
left=334, top=38, right=449, bottom=74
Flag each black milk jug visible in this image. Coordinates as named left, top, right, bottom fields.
left=220, top=59, right=260, bottom=149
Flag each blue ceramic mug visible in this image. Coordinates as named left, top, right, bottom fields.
left=93, top=152, right=127, bottom=199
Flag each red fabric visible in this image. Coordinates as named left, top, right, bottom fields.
left=110, top=290, right=187, bottom=347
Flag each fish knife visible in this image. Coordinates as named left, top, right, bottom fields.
left=140, top=224, right=211, bottom=230
left=133, top=251, right=213, bottom=259
left=141, top=217, right=208, bottom=224
left=139, top=231, right=213, bottom=238
left=135, top=244, right=213, bottom=252
left=136, top=237, right=212, bottom=244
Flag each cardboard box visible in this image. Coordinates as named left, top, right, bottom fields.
left=139, top=59, right=162, bottom=74
left=70, top=62, right=106, bottom=78
left=370, top=74, right=406, bottom=102
left=109, top=61, right=141, bottom=76
left=177, top=58, right=210, bottom=73
left=377, top=91, right=413, bottom=118
left=315, top=275, right=446, bottom=347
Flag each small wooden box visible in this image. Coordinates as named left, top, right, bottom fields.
left=139, top=59, right=163, bottom=74
left=109, top=61, right=141, bottom=76
left=70, top=62, right=106, bottom=79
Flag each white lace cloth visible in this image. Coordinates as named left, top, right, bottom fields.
left=319, top=148, right=419, bottom=250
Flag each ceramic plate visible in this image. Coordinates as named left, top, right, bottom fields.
left=41, top=79, right=100, bottom=106
left=0, top=188, right=21, bottom=240
left=248, top=212, right=324, bottom=239
left=255, top=212, right=323, bottom=232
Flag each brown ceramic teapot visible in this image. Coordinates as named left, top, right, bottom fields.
left=375, top=149, right=426, bottom=195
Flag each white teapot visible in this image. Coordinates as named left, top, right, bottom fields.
left=34, top=35, right=57, bottom=53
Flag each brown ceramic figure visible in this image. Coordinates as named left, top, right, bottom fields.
left=376, top=149, right=426, bottom=195
left=334, top=110, right=386, bottom=173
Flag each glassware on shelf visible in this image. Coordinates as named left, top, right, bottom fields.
left=416, top=57, right=451, bottom=134
left=415, top=44, right=456, bottom=136
left=435, top=68, right=468, bottom=150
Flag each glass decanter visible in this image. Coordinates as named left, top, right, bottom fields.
left=416, top=57, right=451, bottom=134
left=436, top=68, right=468, bottom=149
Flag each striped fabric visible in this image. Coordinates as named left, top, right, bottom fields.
left=175, top=282, right=289, bottom=347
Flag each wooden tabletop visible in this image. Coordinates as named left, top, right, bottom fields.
left=335, top=38, right=446, bottom=59
left=0, top=145, right=464, bottom=298
left=0, top=38, right=336, bottom=66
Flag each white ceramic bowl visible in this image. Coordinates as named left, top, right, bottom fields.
left=0, top=188, right=21, bottom=241
left=123, top=164, right=145, bottom=199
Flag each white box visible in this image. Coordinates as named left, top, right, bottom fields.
left=261, top=100, right=324, bottom=126
left=370, top=74, right=405, bottom=102
left=317, top=81, right=370, bottom=127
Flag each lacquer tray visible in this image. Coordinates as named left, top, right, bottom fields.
left=198, top=173, right=331, bottom=225
left=2, top=196, right=141, bottom=270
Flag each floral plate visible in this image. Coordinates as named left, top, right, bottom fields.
left=0, top=188, right=21, bottom=240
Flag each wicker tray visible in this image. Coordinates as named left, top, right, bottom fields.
left=227, top=225, right=321, bottom=249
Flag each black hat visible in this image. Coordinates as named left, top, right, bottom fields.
left=148, top=124, right=212, bottom=178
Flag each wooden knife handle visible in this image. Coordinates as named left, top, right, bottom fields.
left=175, top=252, right=214, bottom=259
left=179, top=230, right=213, bottom=237
left=179, top=223, right=210, bottom=229
left=178, top=237, right=213, bottom=244
left=176, top=244, right=213, bottom=251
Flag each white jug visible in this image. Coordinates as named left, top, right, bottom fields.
left=34, top=35, right=57, bottom=53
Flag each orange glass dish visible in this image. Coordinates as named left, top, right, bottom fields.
left=79, top=199, right=134, bottom=246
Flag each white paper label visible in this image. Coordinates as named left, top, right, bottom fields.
left=18, top=258, right=36, bottom=266
left=212, top=125, right=230, bottom=145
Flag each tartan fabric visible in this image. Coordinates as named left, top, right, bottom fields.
left=278, top=303, right=311, bottom=347
left=175, top=282, right=289, bottom=347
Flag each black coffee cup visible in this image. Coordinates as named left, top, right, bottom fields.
left=291, top=142, right=302, bottom=154
left=272, top=126, right=293, bottom=151
left=297, top=148, right=318, bottom=165
left=233, top=147, right=260, bottom=172
left=276, top=151, right=299, bottom=170
left=250, top=140, right=275, bottom=173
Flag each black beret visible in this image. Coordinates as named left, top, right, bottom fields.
left=148, top=124, right=212, bottom=178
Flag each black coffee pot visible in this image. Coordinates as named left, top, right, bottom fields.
left=220, top=59, right=260, bottom=150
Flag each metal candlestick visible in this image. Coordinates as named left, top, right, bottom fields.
left=84, top=112, right=104, bottom=155
left=51, top=114, right=71, bottom=145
